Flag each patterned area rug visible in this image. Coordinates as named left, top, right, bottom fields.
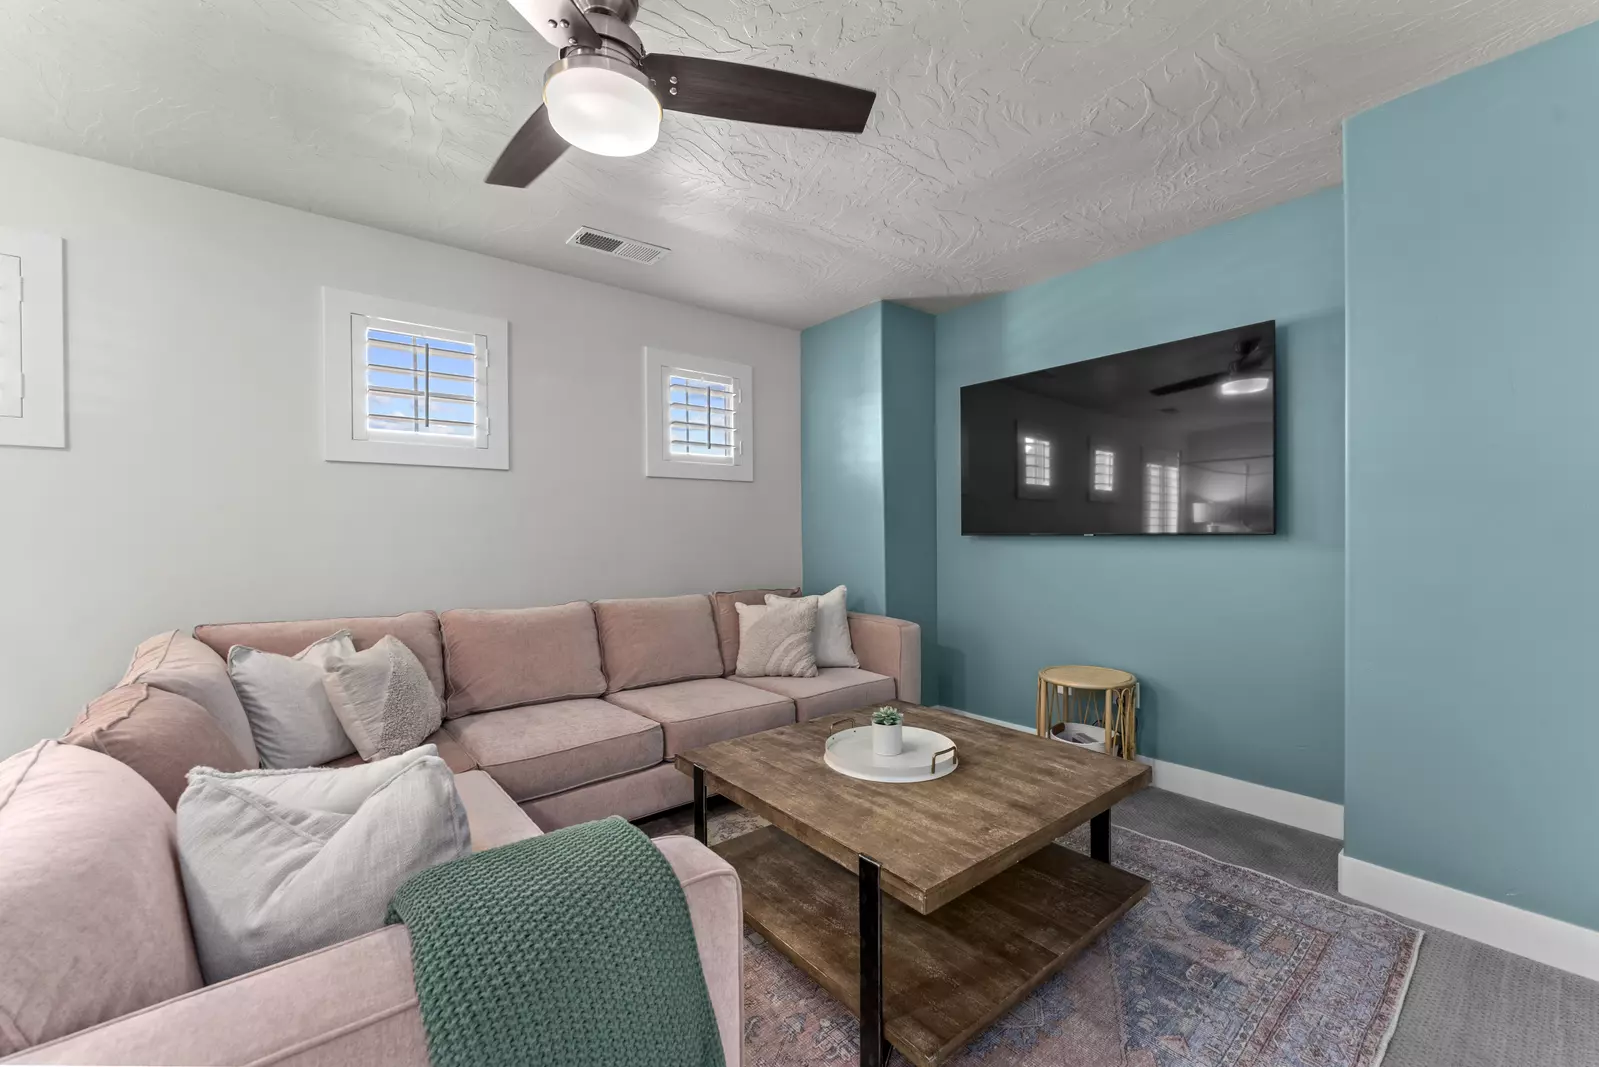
left=651, top=808, right=1421, bottom=1067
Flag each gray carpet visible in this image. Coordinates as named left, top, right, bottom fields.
left=644, top=787, right=1599, bottom=1067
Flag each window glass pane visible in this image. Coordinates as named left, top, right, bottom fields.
left=367, top=346, right=415, bottom=371
left=425, top=422, right=475, bottom=438
left=369, top=394, right=417, bottom=419
left=427, top=399, right=474, bottom=425
left=428, top=376, right=474, bottom=399
left=368, top=369, right=418, bottom=392
left=427, top=354, right=476, bottom=380
left=367, top=415, right=417, bottom=433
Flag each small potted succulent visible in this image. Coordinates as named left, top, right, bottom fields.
left=870, top=705, right=904, bottom=757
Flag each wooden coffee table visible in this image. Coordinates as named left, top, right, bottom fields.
left=676, top=703, right=1151, bottom=1067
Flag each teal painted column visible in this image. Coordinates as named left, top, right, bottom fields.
left=1344, top=21, right=1599, bottom=930
left=802, top=301, right=938, bottom=700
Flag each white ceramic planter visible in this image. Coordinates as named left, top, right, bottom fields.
left=872, top=722, right=904, bottom=757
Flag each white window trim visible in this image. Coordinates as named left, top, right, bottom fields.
left=0, top=228, right=65, bottom=449
left=322, top=288, right=509, bottom=470
left=643, top=348, right=753, bottom=482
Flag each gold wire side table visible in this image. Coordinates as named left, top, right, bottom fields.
left=1035, top=665, right=1138, bottom=760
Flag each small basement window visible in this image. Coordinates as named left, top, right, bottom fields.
left=644, top=349, right=753, bottom=481
left=322, top=289, right=509, bottom=470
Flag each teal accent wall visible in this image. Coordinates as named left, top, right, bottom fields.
left=802, top=302, right=938, bottom=697
left=936, top=189, right=1347, bottom=802
left=802, top=304, right=887, bottom=613
left=881, top=303, right=939, bottom=698
left=1344, top=22, right=1599, bottom=929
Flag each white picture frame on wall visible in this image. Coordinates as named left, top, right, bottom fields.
left=0, top=228, right=66, bottom=449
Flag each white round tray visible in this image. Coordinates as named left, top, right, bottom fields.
left=823, top=725, right=959, bottom=783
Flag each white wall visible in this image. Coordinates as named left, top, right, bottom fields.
left=0, top=138, right=802, bottom=757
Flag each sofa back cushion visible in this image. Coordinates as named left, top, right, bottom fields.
left=0, top=741, right=202, bottom=1057
left=62, top=684, right=253, bottom=808
left=194, top=611, right=446, bottom=700
left=121, top=630, right=259, bottom=767
left=710, top=588, right=800, bottom=675
left=440, top=603, right=607, bottom=717
left=593, top=595, right=723, bottom=693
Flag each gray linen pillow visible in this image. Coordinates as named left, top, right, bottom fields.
left=227, top=630, right=357, bottom=768
left=322, top=635, right=442, bottom=761
left=734, top=598, right=818, bottom=678
left=765, top=585, right=859, bottom=668
left=176, top=745, right=470, bottom=983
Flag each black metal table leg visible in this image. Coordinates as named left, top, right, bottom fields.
left=692, top=766, right=707, bottom=845
left=859, top=854, right=887, bottom=1067
left=1090, top=808, right=1111, bottom=864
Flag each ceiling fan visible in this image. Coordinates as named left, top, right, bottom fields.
left=488, top=0, right=877, bottom=188
left=1149, top=336, right=1272, bottom=397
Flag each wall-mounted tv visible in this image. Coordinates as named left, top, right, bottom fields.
left=961, top=322, right=1276, bottom=536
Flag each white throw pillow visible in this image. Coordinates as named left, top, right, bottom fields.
left=227, top=631, right=357, bottom=768
left=322, top=636, right=442, bottom=761
left=734, top=598, right=818, bottom=678
left=767, top=585, right=858, bottom=668
left=176, top=745, right=470, bottom=983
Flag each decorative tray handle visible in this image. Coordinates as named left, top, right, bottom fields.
left=930, top=745, right=957, bottom=774
left=827, top=718, right=855, bottom=737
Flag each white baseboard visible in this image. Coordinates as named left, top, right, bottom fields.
left=1339, top=852, right=1599, bottom=982
left=934, top=705, right=1345, bottom=839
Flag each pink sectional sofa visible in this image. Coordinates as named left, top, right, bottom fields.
left=0, top=590, right=922, bottom=1065
left=188, top=593, right=921, bottom=829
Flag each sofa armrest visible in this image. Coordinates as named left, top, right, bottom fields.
left=653, top=835, right=744, bottom=1067
left=3, top=926, right=428, bottom=1066
left=848, top=613, right=922, bottom=704
left=6, top=838, right=744, bottom=1067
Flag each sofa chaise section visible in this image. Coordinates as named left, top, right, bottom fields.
left=0, top=742, right=744, bottom=1067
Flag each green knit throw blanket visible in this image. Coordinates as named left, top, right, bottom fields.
left=387, top=816, right=726, bottom=1067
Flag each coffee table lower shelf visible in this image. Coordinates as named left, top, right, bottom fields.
left=716, top=825, right=1150, bottom=1067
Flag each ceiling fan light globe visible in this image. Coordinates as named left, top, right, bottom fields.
left=543, top=60, right=661, bottom=157
left=1218, top=376, right=1271, bottom=396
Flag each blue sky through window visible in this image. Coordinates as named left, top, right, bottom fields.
left=365, top=328, right=477, bottom=438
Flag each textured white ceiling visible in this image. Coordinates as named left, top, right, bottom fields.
left=1, top=0, right=1595, bottom=328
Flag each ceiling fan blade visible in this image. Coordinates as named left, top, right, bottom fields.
left=505, top=0, right=601, bottom=50
left=1149, top=371, right=1229, bottom=397
left=642, top=54, right=875, bottom=133
left=486, top=105, right=569, bottom=187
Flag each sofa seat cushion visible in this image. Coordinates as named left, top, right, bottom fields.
left=593, top=595, right=723, bottom=692
left=0, top=742, right=202, bottom=1057
left=731, top=668, right=897, bottom=722
left=606, top=678, right=796, bottom=758
left=320, top=728, right=477, bottom=774
left=444, top=700, right=662, bottom=803
left=194, top=612, right=447, bottom=700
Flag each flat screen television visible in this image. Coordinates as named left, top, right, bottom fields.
left=961, top=321, right=1276, bottom=536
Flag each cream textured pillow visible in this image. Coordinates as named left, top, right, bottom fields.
left=734, top=598, right=818, bottom=678
left=227, top=630, right=357, bottom=769
left=322, top=636, right=442, bottom=761
left=766, top=585, right=858, bottom=668
left=176, top=745, right=470, bottom=983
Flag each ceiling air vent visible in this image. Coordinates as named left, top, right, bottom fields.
left=566, top=227, right=670, bottom=266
